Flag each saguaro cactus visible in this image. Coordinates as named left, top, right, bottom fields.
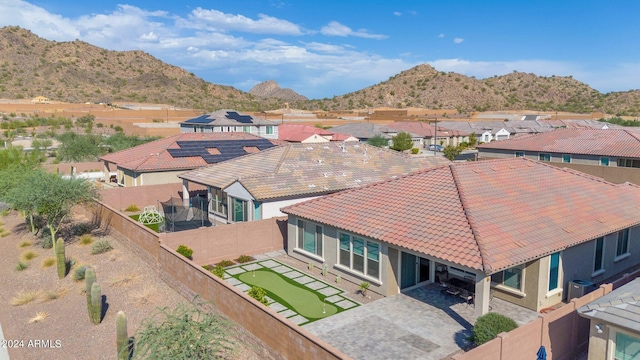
left=55, top=238, right=66, bottom=279
left=90, top=282, right=102, bottom=325
left=116, top=311, right=128, bottom=360
left=85, top=268, right=96, bottom=314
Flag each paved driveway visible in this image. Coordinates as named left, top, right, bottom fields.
left=303, top=284, right=538, bottom=360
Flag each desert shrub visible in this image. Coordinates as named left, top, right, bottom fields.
left=217, top=259, right=234, bottom=267
left=124, top=204, right=140, bottom=212
left=212, top=265, right=224, bottom=279
left=236, top=255, right=252, bottom=264
left=21, top=250, right=38, bottom=261
left=10, top=291, right=40, bottom=306
left=39, top=228, right=53, bottom=249
left=411, top=148, right=419, bottom=154
left=18, top=240, right=32, bottom=248
left=202, top=265, right=214, bottom=271
left=472, top=313, right=519, bottom=345
left=129, top=301, right=236, bottom=359
left=79, top=234, right=94, bottom=245
left=359, top=281, right=370, bottom=296
left=73, top=265, right=88, bottom=281
left=91, top=240, right=113, bottom=255
left=73, top=222, right=93, bottom=236
left=15, top=261, right=28, bottom=271
left=248, top=286, right=269, bottom=305
left=176, top=245, right=193, bottom=260
left=41, top=257, right=55, bottom=268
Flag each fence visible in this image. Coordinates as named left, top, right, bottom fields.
left=453, top=284, right=613, bottom=360
left=90, top=201, right=347, bottom=359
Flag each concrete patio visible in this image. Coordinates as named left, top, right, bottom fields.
left=303, top=283, right=539, bottom=360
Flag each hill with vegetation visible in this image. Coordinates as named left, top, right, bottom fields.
left=0, top=26, right=638, bottom=115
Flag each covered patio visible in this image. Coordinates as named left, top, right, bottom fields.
left=304, top=283, right=539, bottom=360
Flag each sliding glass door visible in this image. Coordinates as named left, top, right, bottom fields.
left=400, top=252, right=431, bottom=290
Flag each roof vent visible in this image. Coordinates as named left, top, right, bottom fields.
left=354, top=144, right=360, bottom=148
left=323, top=146, right=330, bottom=149
left=308, top=184, right=316, bottom=188
left=491, top=167, right=500, bottom=172
left=318, top=159, right=323, bottom=164
left=391, top=175, right=398, bottom=179
left=323, top=173, right=328, bottom=177
left=563, top=227, right=574, bottom=233
left=342, top=171, right=346, bottom=176
left=355, top=179, right=361, bottom=184
left=307, top=146, right=314, bottom=150
left=597, top=218, right=607, bottom=223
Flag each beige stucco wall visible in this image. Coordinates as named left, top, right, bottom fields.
left=140, top=170, right=188, bottom=186
left=492, top=260, right=540, bottom=311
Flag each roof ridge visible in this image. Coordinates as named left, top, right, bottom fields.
left=449, top=163, right=491, bottom=274
left=272, top=144, right=291, bottom=174
left=524, top=157, right=619, bottom=186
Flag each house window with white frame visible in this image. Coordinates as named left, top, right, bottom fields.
left=593, top=237, right=605, bottom=273
left=616, top=229, right=630, bottom=258
left=617, top=158, right=640, bottom=168
left=515, top=151, right=524, bottom=158
left=491, top=264, right=524, bottom=292
left=209, top=187, right=227, bottom=216
left=548, top=252, right=561, bottom=292
left=539, top=153, right=551, bottom=162
left=562, top=154, right=571, bottom=163
left=615, top=331, right=640, bottom=360
left=266, top=126, right=274, bottom=135
left=297, top=220, right=323, bottom=257
left=600, top=157, right=610, bottom=166
left=230, top=197, right=248, bottom=222
left=338, top=232, right=380, bottom=280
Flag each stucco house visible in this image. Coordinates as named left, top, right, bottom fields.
left=180, top=109, right=279, bottom=139
left=278, top=124, right=359, bottom=143
left=386, top=121, right=470, bottom=147
left=329, top=123, right=423, bottom=148
left=178, top=142, right=449, bottom=224
left=282, top=158, right=640, bottom=316
left=478, top=129, right=640, bottom=185
left=578, top=278, right=640, bottom=360
left=31, top=96, right=50, bottom=104
left=100, top=132, right=282, bottom=187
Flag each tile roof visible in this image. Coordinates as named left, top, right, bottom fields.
left=387, top=122, right=471, bottom=137
left=282, top=158, right=640, bottom=274
left=181, top=109, right=278, bottom=126
left=329, top=123, right=396, bottom=139
left=278, top=124, right=331, bottom=142
left=438, top=119, right=621, bottom=136
left=478, top=128, right=640, bottom=158
left=100, top=132, right=283, bottom=172
left=179, top=142, right=450, bottom=200
left=578, top=278, right=640, bottom=333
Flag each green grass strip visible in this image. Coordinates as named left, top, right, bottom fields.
left=129, top=214, right=161, bottom=233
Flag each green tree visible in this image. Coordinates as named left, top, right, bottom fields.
left=56, top=132, right=104, bottom=162
left=129, top=301, right=236, bottom=359
left=367, top=134, right=389, bottom=148
left=468, top=133, right=478, bottom=147
left=443, top=145, right=462, bottom=161
left=390, top=132, right=413, bottom=152
left=4, top=169, right=46, bottom=233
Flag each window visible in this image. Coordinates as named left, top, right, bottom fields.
left=230, top=197, right=247, bottom=222
left=209, top=187, right=227, bottom=216
left=266, top=126, right=274, bottom=135
left=548, top=252, right=561, bottom=292
left=600, top=157, right=610, bottom=166
left=593, top=237, right=605, bottom=273
left=615, top=331, right=640, bottom=360
left=539, top=153, right=551, bottom=161
left=617, top=158, right=640, bottom=168
left=515, top=151, right=524, bottom=158
left=491, top=265, right=524, bottom=291
left=253, top=202, right=262, bottom=221
left=616, top=229, right=630, bottom=257
left=243, top=126, right=250, bottom=133
left=562, top=154, right=571, bottom=163
left=297, top=220, right=322, bottom=257
left=338, top=232, right=380, bottom=280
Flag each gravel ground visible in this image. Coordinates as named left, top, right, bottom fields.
left=0, top=210, right=273, bottom=360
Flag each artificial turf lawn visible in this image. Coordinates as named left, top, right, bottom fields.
left=129, top=214, right=161, bottom=233
left=238, top=269, right=340, bottom=321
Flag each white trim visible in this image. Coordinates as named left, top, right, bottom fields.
left=493, top=283, right=526, bottom=297
left=591, top=269, right=606, bottom=278
left=336, top=231, right=381, bottom=281
left=296, top=220, right=324, bottom=259
left=545, top=287, right=563, bottom=298
left=562, top=154, right=572, bottom=163
left=292, top=248, right=324, bottom=263
left=333, top=264, right=383, bottom=286
left=546, top=252, right=563, bottom=295
left=614, top=253, right=631, bottom=263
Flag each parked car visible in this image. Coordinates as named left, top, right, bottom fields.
left=428, top=144, right=444, bottom=152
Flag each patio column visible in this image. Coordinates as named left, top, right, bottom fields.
left=475, top=275, right=491, bottom=317
left=182, top=179, right=189, bottom=207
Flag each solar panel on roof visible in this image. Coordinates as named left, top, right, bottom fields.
left=168, top=138, right=275, bottom=163
left=183, top=115, right=213, bottom=124
left=225, top=111, right=254, bottom=124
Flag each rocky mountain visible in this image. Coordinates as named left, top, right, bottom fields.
left=0, top=26, right=285, bottom=111
left=0, top=26, right=638, bottom=115
left=249, top=80, right=307, bottom=101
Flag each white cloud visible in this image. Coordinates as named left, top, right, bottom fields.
left=438, top=33, right=445, bottom=38
left=0, top=0, right=79, bottom=40
left=320, top=21, right=387, bottom=40
left=182, top=8, right=304, bottom=35
left=140, top=32, right=158, bottom=42
left=393, top=12, right=402, bottom=16
left=453, top=37, right=464, bottom=44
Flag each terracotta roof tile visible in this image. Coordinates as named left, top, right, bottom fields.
left=283, top=158, right=640, bottom=274
left=478, top=128, right=640, bottom=157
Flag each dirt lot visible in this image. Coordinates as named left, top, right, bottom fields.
left=0, top=210, right=274, bottom=359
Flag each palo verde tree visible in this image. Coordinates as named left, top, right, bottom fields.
left=443, top=145, right=463, bottom=161
left=366, top=134, right=389, bottom=148
left=7, top=170, right=98, bottom=248
left=390, top=131, right=414, bottom=152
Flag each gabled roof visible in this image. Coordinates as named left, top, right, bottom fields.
left=282, top=158, right=640, bottom=274
left=478, top=129, right=640, bottom=158
left=578, top=278, right=640, bottom=333
left=100, top=132, right=283, bottom=172
left=278, top=124, right=332, bottom=142
left=329, top=123, right=396, bottom=139
left=179, top=142, right=450, bottom=200
left=387, top=122, right=471, bottom=137
left=181, top=109, right=278, bottom=126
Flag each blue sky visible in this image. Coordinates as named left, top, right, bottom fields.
left=1, top=0, right=638, bottom=99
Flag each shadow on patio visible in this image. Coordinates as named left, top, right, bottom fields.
left=304, top=283, right=538, bottom=360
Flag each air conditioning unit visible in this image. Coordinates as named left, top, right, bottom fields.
left=567, top=279, right=595, bottom=301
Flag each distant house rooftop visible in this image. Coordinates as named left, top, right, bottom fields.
left=181, top=109, right=278, bottom=126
